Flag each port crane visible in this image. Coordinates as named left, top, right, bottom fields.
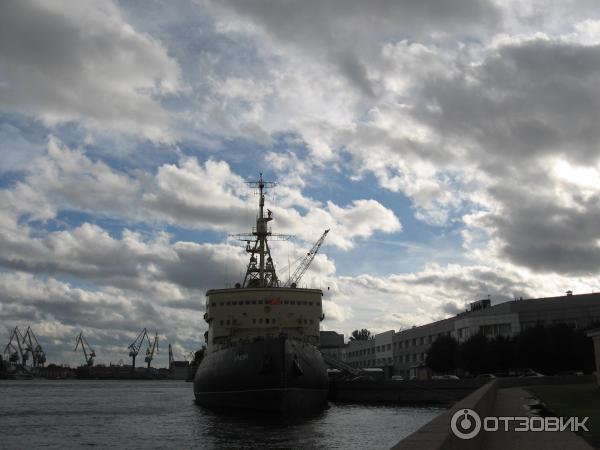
left=284, top=229, right=329, bottom=287
left=74, top=332, right=96, bottom=366
left=128, top=328, right=150, bottom=368
left=4, top=326, right=25, bottom=365
left=145, top=332, right=159, bottom=368
left=23, top=326, right=46, bottom=367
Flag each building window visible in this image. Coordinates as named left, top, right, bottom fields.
left=386, top=344, right=391, bottom=351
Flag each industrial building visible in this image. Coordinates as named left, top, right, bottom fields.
left=321, top=292, right=600, bottom=378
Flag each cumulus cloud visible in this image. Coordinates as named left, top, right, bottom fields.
left=10, top=139, right=401, bottom=249
left=0, top=0, right=181, bottom=141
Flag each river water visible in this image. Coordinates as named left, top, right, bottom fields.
left=0, top=380, right=443, bottom=449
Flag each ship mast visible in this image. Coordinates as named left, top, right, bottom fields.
left=233, top=174, right=290, bottom=288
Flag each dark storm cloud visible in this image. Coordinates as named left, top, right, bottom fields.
left=215, top=0, right=500, bottom=39
left=417, top=38, right=600, bottom=169
left=211, top=0, right=500, bottom=96
left=394, top=36, right=600, bottom=274
left=482, top=183, right=600, bottom=275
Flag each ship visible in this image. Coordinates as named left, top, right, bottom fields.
left=193, top=174, right=330, bottom=413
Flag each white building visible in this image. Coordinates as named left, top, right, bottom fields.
left=321, top=292, right=600, bottom=378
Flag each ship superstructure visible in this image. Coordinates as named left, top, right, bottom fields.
left=194, top=174, right=329, bottom=413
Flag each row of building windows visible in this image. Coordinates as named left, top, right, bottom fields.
left=220, top=318, right=277, bottom=326
left=218, top=318, right=316, bottom=326
left=346, top=332, right=453, bottom=358
left=211, top=300, right=321, bottom=307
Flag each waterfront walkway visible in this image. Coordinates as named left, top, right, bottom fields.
left=481, top=387, right=593, bottom=450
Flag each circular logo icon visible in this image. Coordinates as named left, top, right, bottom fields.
left=450, top=408, right=482, bottom=440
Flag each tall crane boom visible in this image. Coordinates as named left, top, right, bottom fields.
left=74, top=331, right=96, bottom=367
left=285, top=229, right=329, bottom=287
left=145, top=332, right=159, bottom=368
left=128, top=328, right=149, bottom=368
left=23, top=327, right=46, bottom=367
left=4, top=326, right=25, bottom=365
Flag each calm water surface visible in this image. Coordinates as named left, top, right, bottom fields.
left=0, top=380, right=443, bottom=449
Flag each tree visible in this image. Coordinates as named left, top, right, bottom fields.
left=349, top=329, right=373, bottom=341
left=456, top=333, right=489, bottom=375
left=426, top=335, right=458, bottom=373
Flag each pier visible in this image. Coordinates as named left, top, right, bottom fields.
left=392, top=375, right=596, bottom=450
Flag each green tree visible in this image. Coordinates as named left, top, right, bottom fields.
left=456, top=333, right=489, bottom=375
left=426, top=335, right=458, bottom=373
left=349, top=329, right=373, bottom=341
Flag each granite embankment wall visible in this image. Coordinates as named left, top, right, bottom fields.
left=391, top=375, right=594, bottom=450
left=391, top=380, right=497, bottom=450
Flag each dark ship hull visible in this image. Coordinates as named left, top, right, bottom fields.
left=193, top=336, right=328, bottom=413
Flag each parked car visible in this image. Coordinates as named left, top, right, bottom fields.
left=555, top=370, right=584, bottom=376
left=350, top=375, right=375, bottom=382
left=520, top=368, right=545, bottom=377
left=476, top=373, right=497, bottom=379
left=431, top=374, right=460, bottom=380
left=391, top=375, right=404, bottom=381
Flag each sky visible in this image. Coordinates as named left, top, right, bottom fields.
left=2, top=0, right=600, bottom=367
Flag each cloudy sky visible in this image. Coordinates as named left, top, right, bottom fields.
left=2, top=0, right=600, bottom=367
